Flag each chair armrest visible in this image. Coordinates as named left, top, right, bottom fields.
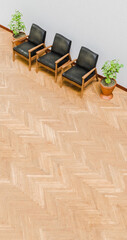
left=12, top=35, right=29, bottom=43
left=28, top=43, right=45, bottom=53
left=36, top=45, right=52, bottom=57
left=82, top=67, right=96, bottom=80
left=55, top=53, right=70, bottom=64
left=61, top=58, right=77, bottom=70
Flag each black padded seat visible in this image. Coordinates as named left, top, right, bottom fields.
left=62, top=65, right=95, bottom=85
left=38, top=52, right=69, bottom=70
left=14, top=41, right=44, bottom=59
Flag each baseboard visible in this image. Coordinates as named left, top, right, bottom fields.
left=116, top=83, right=127, bottom=92
left=0, top=24, right=13, bottom=33
left=98, top=74, right=127, bottom=92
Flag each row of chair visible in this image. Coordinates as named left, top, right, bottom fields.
left=12, top=23, right=99, bottom=97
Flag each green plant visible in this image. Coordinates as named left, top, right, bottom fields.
left=8, top=10, right=26, bottom=36
left=101, top=60, right=124, bottom=84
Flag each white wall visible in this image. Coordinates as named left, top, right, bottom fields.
left=1, top=0, right=127, bottom=88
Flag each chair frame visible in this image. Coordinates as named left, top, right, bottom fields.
left=36, top=45, right=72, bottom=82
left=12, top=35, right=46, bottom=71
left=60, top=59, right=98, bottom=98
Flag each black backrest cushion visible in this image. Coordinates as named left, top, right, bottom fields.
left=28, top=24, right=46, bottom=45
left=76, top=46, right=98, bottom=71
left=51, top=33, right=71, bottom=56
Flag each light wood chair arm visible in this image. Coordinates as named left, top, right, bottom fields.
left=82, top=67, right=96, bottom=80
left=55, top=53, right=70, bottom=64
left=61, top=58, right=77, bottom=70
left=36, top=45, right=52, bottom=58
left=12, top=35, right=29, bottom=43
left=28, top=43, right=45, bottom=53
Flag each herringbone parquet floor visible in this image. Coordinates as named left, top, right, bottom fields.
left=0, top=27, right=127, bottom=240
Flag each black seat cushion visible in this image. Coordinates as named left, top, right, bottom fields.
left=28, top=23, right=46, bottom=45
left=62, top=65, right=96, bottom=85
left=14, top=41, right=44, bottom=59
left=38, top=52, right=69, bottom=70
left=76, top=46, right=98, bottom=71
left=51, top=33, right=71, bottom=56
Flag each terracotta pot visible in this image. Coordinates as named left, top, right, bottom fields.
left=12, top=32, right=26, bottom=46
left=100, top=78, right=116, bottom=100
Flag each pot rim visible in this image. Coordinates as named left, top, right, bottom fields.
left=13, top=31, right=25, bottom=38
left=100, top=78, right=116, bottom=89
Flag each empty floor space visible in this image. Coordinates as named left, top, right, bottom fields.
left=0, top=28, right=127, bottom=240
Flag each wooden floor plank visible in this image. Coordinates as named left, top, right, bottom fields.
left=0, top=28, right=127, bottom=240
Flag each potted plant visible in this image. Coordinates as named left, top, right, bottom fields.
left=8, top=10, right=26, bottom=39
left=100, top=59, right=124, bottom=100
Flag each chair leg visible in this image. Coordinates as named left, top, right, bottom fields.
left=55, top=69, right=57, bottom=82
left=36, top=60, right=39, bottom=73
left=28, top=52, right=31, bottom=71
left=13, top=50, right=15, bottom=62
left=60, top=75, right=63, bottom=88
left=81, top=85, right=84, bottom=98
left=29, top=58, right=31, bottom=71
left=95, top=69, right=98, bottom=81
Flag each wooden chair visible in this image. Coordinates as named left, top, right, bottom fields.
left=36, top=33, right=72, bottom=82
left=12, top=24, right=46, bottom=71
left=61, top=46, right=99, bottom=98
